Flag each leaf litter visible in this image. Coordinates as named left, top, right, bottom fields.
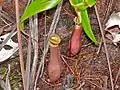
left=105, top=12, right=120, bottom=45
left=1, top=0, right=120, bottom=90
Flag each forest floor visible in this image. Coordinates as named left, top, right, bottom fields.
left=0, top=0, right=120, bottom=90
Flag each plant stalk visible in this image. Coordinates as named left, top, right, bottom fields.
left=94, top=5, right=114, bottom=90
left=15, top=0, right=26, bottom=89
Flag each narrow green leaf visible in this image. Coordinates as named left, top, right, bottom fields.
left=69, top=0, right=86, bottom=10
left=85, top=0, right=96, bottom=7
left=70, top=0, right=81, bottom=4
left=69, top=0, right=96, bottom=10
left=20, top=0, right=61, bottom=30
left=81, top=10, right=97, bottom=44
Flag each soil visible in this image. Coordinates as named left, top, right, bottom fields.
left=0, top=0, right=120, bottom=90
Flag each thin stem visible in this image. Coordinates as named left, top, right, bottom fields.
left=25, top=18, right=32, bottom=90
left=15, top=0, right=26, bottom=89
left=31, top=14, right=38, bottom=90
left=94, top=5, right=114, bottom=90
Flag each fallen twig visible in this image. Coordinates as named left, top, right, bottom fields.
left=0, top=10, right=15, bottom=23
left=81, top=42, right=92, bottom=48
left=86, top=80, right=102, bottom=89
left=41, top=78, right=55, bottom=87
left=61, top=55, right=75, bottom=75
left=96, top=40, right=102, bottom=55
left=94, top=5, right=114, bottom=90
left=76, top=81, right=85, bottom=90
left=1, top=17, right=11, bottom=27
left=115, top=68, right=120, bottom=84
left=61, top=54, right=78, bottom=61
left=2, top=23, right=15, bottom=32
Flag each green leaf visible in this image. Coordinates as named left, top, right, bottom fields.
left=69, top=0, right=86, bottom=10
left=69, top=0, right=96, bottom=10
left=81, top=10, right=97, bottom=44
left=20, top=0, right=62, bottom=30
left=85, top=0, right=96, bottom=7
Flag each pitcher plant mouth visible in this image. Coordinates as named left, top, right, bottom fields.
left=49, top=34, right=61, bottom=47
